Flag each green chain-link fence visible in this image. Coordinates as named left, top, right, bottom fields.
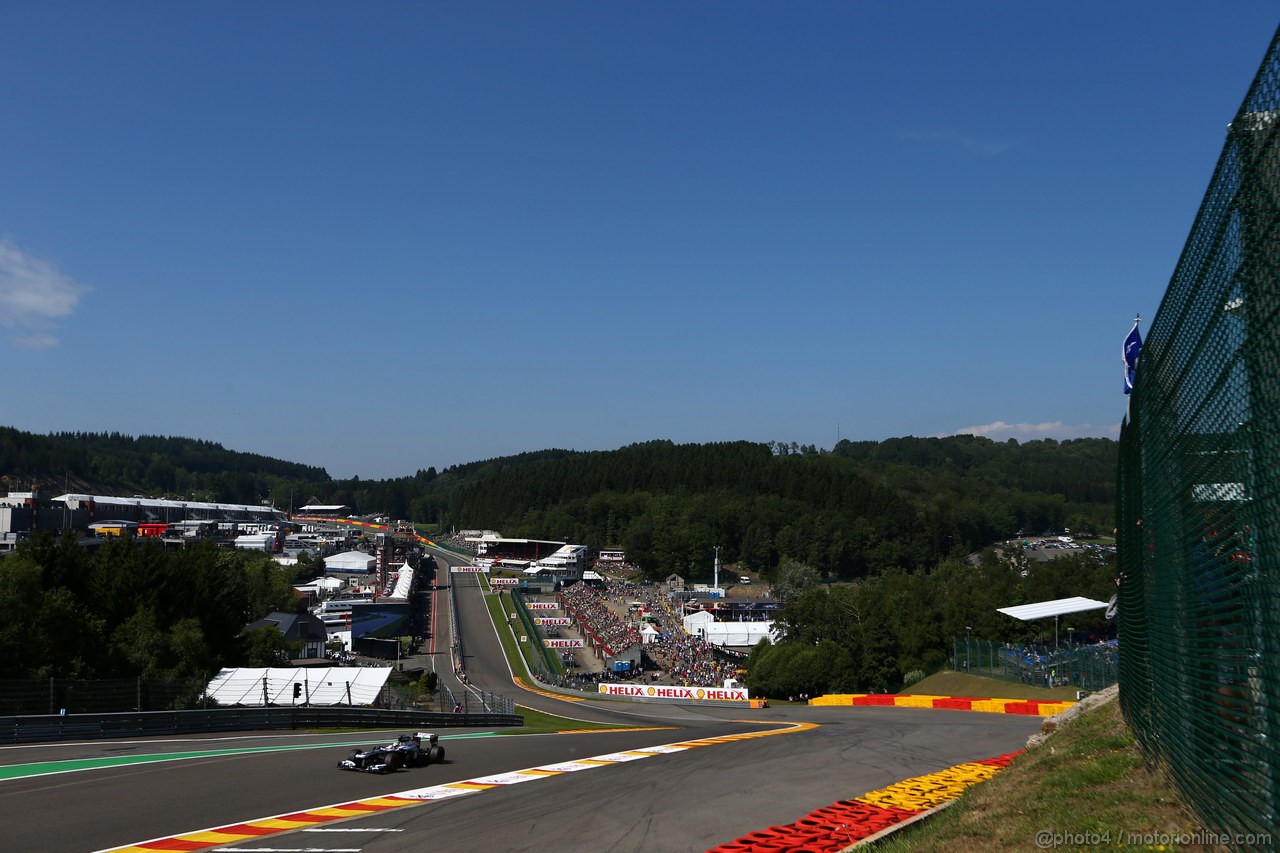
left=953, top=638, right=1117, bottom=693
left=1117, top=23, right=1280, bottom=840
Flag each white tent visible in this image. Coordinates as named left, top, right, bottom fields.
left=325, top=550, right=376, bottom=573
left=204, top=666, right=392, bottom=706
left=390, top=562, right=414, bottom=598
left=640, top=623, right=660, bottom=644
left=682, top=611, right=777, bottom=647
left=293, top=577, right=343, bottom=596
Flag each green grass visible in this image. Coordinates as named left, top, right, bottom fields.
left=865, top=694, right=1201, bottom=852
left=907, top=670, right=1084, bottom=702
left=500, top=705, right=640, bottom=735
left=481, top=590, right=538, bottom=680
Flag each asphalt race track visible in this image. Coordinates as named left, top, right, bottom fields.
left=0, top=548, right=1044, bottom=852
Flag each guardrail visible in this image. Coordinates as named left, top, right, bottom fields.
left=512, top=590, right=562, bottom=675
left=0, top=706, right=523, bottom=744
left=447, top=560, right=465, bottom=676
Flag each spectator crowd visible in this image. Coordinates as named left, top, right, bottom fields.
left=554, top=579, right=743, bottom=688
left=559, top=581, right=642, bottom=656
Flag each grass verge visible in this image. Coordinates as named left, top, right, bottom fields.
left=500, top=705, right=640, bottom=735
left=908, top=670, right=1084, bottom=702
left=864, top=693, right=1200, bottom=851
left=481, top=588, right=542, bottom=680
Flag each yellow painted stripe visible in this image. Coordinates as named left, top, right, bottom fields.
left=241, top=818, right=321, bottom=829
left=172, top=830, right=261, bottom=843
left=364, top=796, right=418, bottom=805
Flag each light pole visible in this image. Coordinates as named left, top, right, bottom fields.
left=1067, top=627, right=1075, bottom=646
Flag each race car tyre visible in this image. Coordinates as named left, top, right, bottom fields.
left=348, top=749, right=363, bottom=762
left=383, top=752, right=400, bottom=771
left=429, top=745, right=445, bottom=764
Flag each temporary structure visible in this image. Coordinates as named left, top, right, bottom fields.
left=204, top=666, right=392, bottom=706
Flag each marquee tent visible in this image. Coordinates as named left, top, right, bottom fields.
left=324, top=551, right=376, bottom=573
left=682, top=610, right=777, bottom=648
left=294, top=577, right=344, bottom=595
left=204, top=666, right=392, bottom=706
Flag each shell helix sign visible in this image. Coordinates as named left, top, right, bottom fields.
left=542, top=638, right=585, bottom=649
left=598, top=684, right=749, bottom=702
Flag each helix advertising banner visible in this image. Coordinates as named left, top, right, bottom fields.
left=526, top=602, right=559, bottom=610
left=450, top=565, right=488, bottom=573
left=599, top=684, right=750, bottom=702
left=534, top=617, right=572, bottom=626
left=543, top=638, right=585, bottom=648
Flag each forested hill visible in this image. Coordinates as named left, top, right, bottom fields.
left=0, top=428, right=329, bottom=503
left=0, top=427, right=1117, bottom=582
left=444, top=436, right=1118, bottom=580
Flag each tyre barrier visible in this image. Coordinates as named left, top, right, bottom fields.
left=704, top=751, right=1024, bottom=853
left=808, top=693, right=1075, bottom=716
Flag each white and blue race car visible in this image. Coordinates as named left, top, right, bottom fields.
left=337, top=732, right=445, bottom=773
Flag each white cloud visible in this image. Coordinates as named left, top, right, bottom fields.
left=12, top=332, right=61, bottom=350
left=898, top=128, right=1018, bottom=157
left=0, top=238, right=90, bottom=348
left=945, top=420, right=1121, bottom=442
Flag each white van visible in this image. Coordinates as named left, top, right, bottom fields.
left=739, top=576, right=751, bottom=585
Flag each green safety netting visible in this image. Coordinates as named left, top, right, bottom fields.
left=1117, top=23, right=1280, bottom=839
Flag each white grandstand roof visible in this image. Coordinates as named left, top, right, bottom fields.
left=54, top=493, right=284, bottom=516
left=997, top=596, right=1110, bottom=622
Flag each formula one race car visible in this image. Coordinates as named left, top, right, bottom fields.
left=337, top=732, right=445, bottom=774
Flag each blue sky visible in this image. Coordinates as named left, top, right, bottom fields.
left=2, top=3, right=1277, bottom=479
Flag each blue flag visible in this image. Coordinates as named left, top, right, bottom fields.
left=1122, top=319, right=1142, bottom=395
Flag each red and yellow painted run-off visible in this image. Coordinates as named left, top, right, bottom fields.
left=706, top=751, right=1023, bottom=853
left=810, top=693, right=1075, bottom=716
left=95, top=721, right=818, bottom=853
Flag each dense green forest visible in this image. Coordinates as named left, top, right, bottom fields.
left=1, top=427, right=1117, bottom=582
left=744, top=548, right=1117, bottom=698
left=0, top=533, right=304, bottom=680
left=1, top=427, right=1119, bottom=691
left=444, top=436, right=1116, bottom=580
left=0, top=427, right=329, bottom=505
